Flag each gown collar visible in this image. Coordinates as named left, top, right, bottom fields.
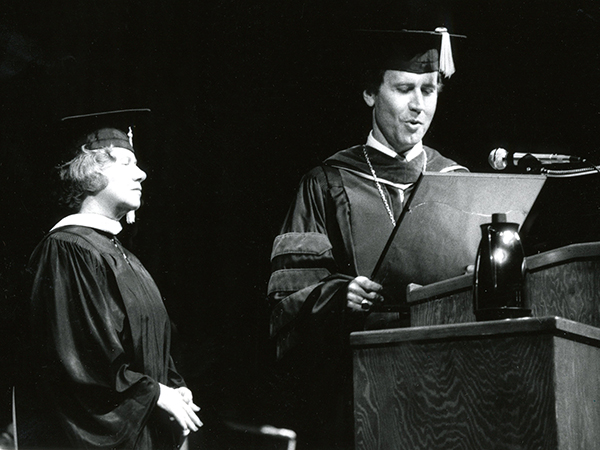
left=50, top=213, right=123, bottom=235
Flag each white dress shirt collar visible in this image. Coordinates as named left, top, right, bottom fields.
left=366, top=131, right=424, bottom=162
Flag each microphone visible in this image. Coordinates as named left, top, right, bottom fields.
left=489, top=147, right=584, bottom=171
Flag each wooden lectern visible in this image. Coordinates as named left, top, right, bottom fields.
left=351, top=169, right=600, bottom=449
left=352, top=243, right=600, bottom=449
left=351, top=316, right=600, bottom=449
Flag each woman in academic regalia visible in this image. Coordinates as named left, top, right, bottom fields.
left=15, top=111, right=202, bottom=449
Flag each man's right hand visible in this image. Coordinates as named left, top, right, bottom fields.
left=346, top=276, right=384, bottom=311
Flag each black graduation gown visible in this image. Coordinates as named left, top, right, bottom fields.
left=266, top=144, right=467, bottom=449
left=16, top=225, right=185, bottom=449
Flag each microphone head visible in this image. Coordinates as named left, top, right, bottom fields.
left=489, top=147, right=509, bottom=170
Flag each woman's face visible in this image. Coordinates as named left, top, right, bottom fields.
left=93, top=147, right=147, bottom=220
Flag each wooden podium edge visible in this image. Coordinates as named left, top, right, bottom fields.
left=350, top=316, right=600, bottom=347
left=526, top=241, right=600, bottom=271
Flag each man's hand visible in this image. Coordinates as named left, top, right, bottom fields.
left=157, top=384, right=203, bottom=436
left=347, top=276, right=384, bottom=311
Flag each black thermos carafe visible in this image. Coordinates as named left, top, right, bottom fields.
left=473, top=213, right=530, bottom=321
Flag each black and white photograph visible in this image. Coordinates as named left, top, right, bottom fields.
left=1, top=1, right=600, bottom=449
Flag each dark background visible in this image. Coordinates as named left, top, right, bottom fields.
left=1, top=0, right=599, bottom=447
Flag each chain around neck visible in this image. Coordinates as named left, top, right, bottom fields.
left=362, top=146, right=396, bottom=227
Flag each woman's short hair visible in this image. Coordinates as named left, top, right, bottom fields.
left=58, top=146, right=117, bottom=212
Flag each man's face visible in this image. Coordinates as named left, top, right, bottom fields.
left=363, top=70, right=439, bottom=154
left=94, top=147, right=147, bottom=219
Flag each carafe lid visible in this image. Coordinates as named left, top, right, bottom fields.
left=492, top=213, right=507, bottom=223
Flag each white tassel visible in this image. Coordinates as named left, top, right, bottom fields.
left=128, top=126, right=134, bottom=147
left=126, top=210, right=136, bottom=224
left=435, top=27, right=455, bottom=78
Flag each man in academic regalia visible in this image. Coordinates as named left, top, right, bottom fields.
left=267, top=28, right=468, bottom=449
left=15, top=110, right=203, bottom=449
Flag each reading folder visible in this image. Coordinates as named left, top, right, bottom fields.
left=370, top=172, right=547, bottom=306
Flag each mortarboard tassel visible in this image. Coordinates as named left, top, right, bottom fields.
left=436, top=27, right=455, bottom=78
left=127, top=126, right=134, bottom=147
left=126, top=210, right=136, bottom=224
left=126, top=126, right=136, bottom=225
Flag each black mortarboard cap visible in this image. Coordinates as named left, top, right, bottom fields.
left=359, top=27, right=466, bottom=78
left=60, top=108, right=151, bottom=155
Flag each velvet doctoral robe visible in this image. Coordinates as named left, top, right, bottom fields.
left=16, top=225, right=186, bottom=449
left=266, top=143, right=467, bottom=449
left=268, top=144, right=467, bottom=356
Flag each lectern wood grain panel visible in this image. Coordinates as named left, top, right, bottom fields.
left=351, top=317, right=600, bottom=450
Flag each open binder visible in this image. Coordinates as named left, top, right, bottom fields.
left=371, top=170, right=600, bottom=307
left=370, top=172, right=547, bottom=306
